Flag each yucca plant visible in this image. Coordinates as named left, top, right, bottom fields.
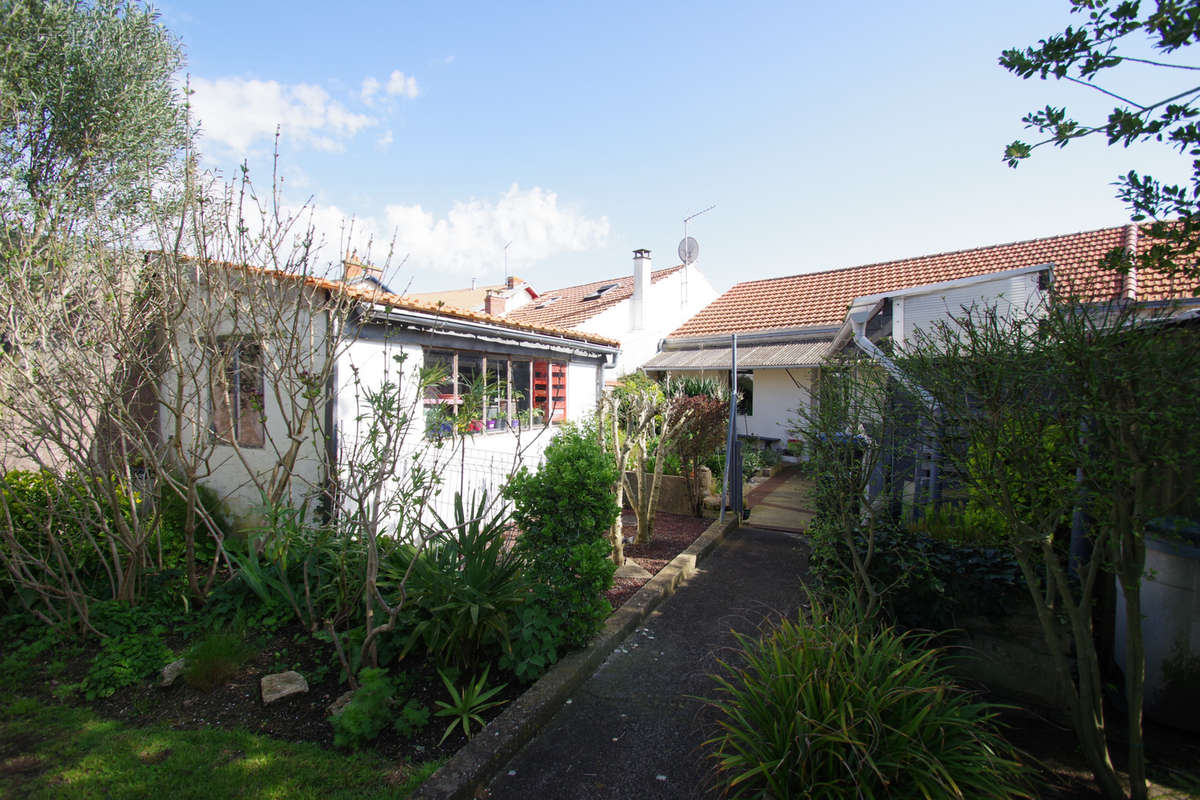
left=701, top=595, right=1031, bottom=799
left=386, top=491, right=527, bottom=672
left=433, top=665, right=507, bottom=744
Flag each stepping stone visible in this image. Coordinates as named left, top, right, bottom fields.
left=328, top=689, right=355, bottom=717
left=614, top=560, right=652, bottom=580
left=159, top=658, right=186, bottom=687
left=261, top=671, right=308, bottom=704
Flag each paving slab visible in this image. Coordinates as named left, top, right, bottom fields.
left=747, top=468, right=815, bottom=533
left=482, top=527, right=809, bottom=800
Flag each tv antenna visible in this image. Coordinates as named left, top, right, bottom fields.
left=679, top=204, right=715, bottom=305
left=503, top=241, right=512, bottom=279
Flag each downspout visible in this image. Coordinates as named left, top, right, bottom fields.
left=846, top=309, right=941, bottom=506
left=720, top=334, right=737, bottom=523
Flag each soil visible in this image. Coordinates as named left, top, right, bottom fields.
left=604, top=511, right=712, bottom=610
left=89, top=626, right=502, bottom=763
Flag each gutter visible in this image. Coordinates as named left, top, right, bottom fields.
left=366, top=305, right=621, bottom=367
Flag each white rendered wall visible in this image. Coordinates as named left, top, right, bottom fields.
left=334, top=335, right=602, bottom=530
left=897, top=272, right=1044, bottom=351
left=736, top=368, right=815, bottom=444
left=576, top=265, right=719, bottom=376
left=158, top=287, right=330, bottom=524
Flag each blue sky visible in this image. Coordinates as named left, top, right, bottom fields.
left=160, top=0, right=1190, bottom=296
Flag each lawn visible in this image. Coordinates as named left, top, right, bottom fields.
left=0, top=696, right=439, bottom=799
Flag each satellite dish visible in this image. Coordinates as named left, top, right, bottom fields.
left=678, top=236, right=699, bottom=265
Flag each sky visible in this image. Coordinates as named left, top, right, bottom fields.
left=159, top=0, right=1193, bottom=297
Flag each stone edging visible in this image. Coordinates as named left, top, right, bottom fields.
left=411, top=515, right=739, bottom=800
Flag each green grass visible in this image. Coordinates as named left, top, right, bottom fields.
left=0, top=696, right=441, bottom=799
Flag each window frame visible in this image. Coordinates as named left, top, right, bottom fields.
left=211, top=337, right=266, bottom=448
left=423, top=347, right=567, bottom=437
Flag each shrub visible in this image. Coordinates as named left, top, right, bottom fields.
left=503, top=425, right=618, bottom=662
left=332, top=667, right=396, bottom=750
left=183, top=630, right=254, bottom=690
left=702, top=596, right=1030, bottom=799
left=79, top=631, right=174, bottom=700
left=386, top=491, right=526, bottom=672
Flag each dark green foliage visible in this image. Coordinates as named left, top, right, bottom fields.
left=80, top=631, right=173, bottom=700
left=183, top=630, right=254, bottom=691
left=385, top=491, right=526, bottom=672
left=433, top=665, right=507, bottom=745
left=393, top=697, right=431, bottom=739
left=702, top=596, right=1031, bottom=799
left=504, top=425, right=618, bottom=656
left=224, top=500, right=372, bottom=633
left=499, top=602, right=561, bottom=683
left=332, top=667, right=397, bottom=750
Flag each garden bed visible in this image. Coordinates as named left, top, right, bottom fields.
left=604, top=511, right=712, bottom=610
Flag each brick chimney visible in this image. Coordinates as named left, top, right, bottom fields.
left=343, top=253, right=383, bottom=284
left=631, top=249, right=651, bottom=330
left=484, top=291, right=507, bottom=316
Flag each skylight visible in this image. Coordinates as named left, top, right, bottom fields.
left=582, top=283, right=619, bottom=301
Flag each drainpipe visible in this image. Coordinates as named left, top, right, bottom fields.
left=846, top=308, right=940, bottom=506
left=720, top=333, right=738, bottom=523
left=1122, top=223, right=1139, bottom=302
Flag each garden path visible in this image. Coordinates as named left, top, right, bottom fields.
left=482, top=525, right=810, bottom=799
left=745, top=466, right=815, bottom=533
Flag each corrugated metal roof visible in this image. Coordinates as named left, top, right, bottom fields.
left=644, top=338, right=833, bottom=370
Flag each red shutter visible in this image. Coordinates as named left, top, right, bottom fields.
left=532, top=361, right=568, bottom=422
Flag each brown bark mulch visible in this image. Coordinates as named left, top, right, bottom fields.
left=604, top=511, right=712, bottom=610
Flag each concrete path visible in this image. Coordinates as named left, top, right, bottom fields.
left=746, top=466, right=816, bottom=533
left=482, top=527, right=809, bottom=800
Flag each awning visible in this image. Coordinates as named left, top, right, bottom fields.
left=643, top=338, right=833, bottom=371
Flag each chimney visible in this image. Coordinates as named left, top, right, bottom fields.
left=343, top=253, right=383, bottom=284
left=631, top=249, right=651, bottom=330
left=506, top=275, right=518, bottom=289
left=484, top=291, right=507, bottom=316
left=1122, top=223, right=1138, bottom=302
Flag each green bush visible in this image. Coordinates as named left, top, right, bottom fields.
left=385, top=491, right=526, bottom=672
left=503, top=425, right=618, bottom=663
left=332, top=667, right=396, bottom=750
left=183, top=630, right=254, bottom=690
left=80, top=631, right=174, bottom=700
left=702, top=597, right=1030, bottom=799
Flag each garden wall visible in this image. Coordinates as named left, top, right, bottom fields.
left=622, top=468, right=713, bottom=517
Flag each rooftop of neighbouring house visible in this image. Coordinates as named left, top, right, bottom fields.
left=505, top=265, right=686, bottom=329
left=669, top=225, right=1199, bottom=338
left=407, top=276, right=537, bottom=311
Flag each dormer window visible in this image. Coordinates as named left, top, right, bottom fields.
left=582, top=283, right=619, bottom=301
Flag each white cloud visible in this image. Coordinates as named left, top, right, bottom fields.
left=189, top=76, right=376, bottom=155
left=293, top=185, right=610, bottom=280
left=385, top=70, right=420, bottom=99
left=360, top=76, right=381, bottom=106
left=376, top=129, right=394, bottom=149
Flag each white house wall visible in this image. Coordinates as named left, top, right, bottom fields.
left=334, top=332, right=604, bottom=531
left=576, top=265, right=719, bottom=376
left=736, top=367, right=815, bottom=445
left=158, top=282, right=330, bottom=523
left=896, top=272, right=1044, bottom=351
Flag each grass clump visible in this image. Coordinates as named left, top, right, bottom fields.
left=702, top=595, right=1031, bottom=799
left=183, top=630, right=254, bottom=691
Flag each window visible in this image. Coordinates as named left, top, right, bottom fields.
left=736, top=372, right=754, bottom=417
left=212, top=339, right=265, bottom=447
left=423, top=348, right=567, bottom=435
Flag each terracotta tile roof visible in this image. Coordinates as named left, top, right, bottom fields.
left=670, top=225, right=1200, bottom=338
left=505, top=265, right=685, bottom=329
left=156, top=253, right=619, bottom=349
left=407, top=279, right=535, bottom=311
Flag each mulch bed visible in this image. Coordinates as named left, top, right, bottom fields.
left=604, top=511, right=712, bottom=610
left=88, top=625, right=498, bottom=763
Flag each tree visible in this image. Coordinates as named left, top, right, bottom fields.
left=902, top=294, right=1200, bottom=800
left=0, top=0, right=186, bottom=249
left=1001, top=0, right=1200, bottom=287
